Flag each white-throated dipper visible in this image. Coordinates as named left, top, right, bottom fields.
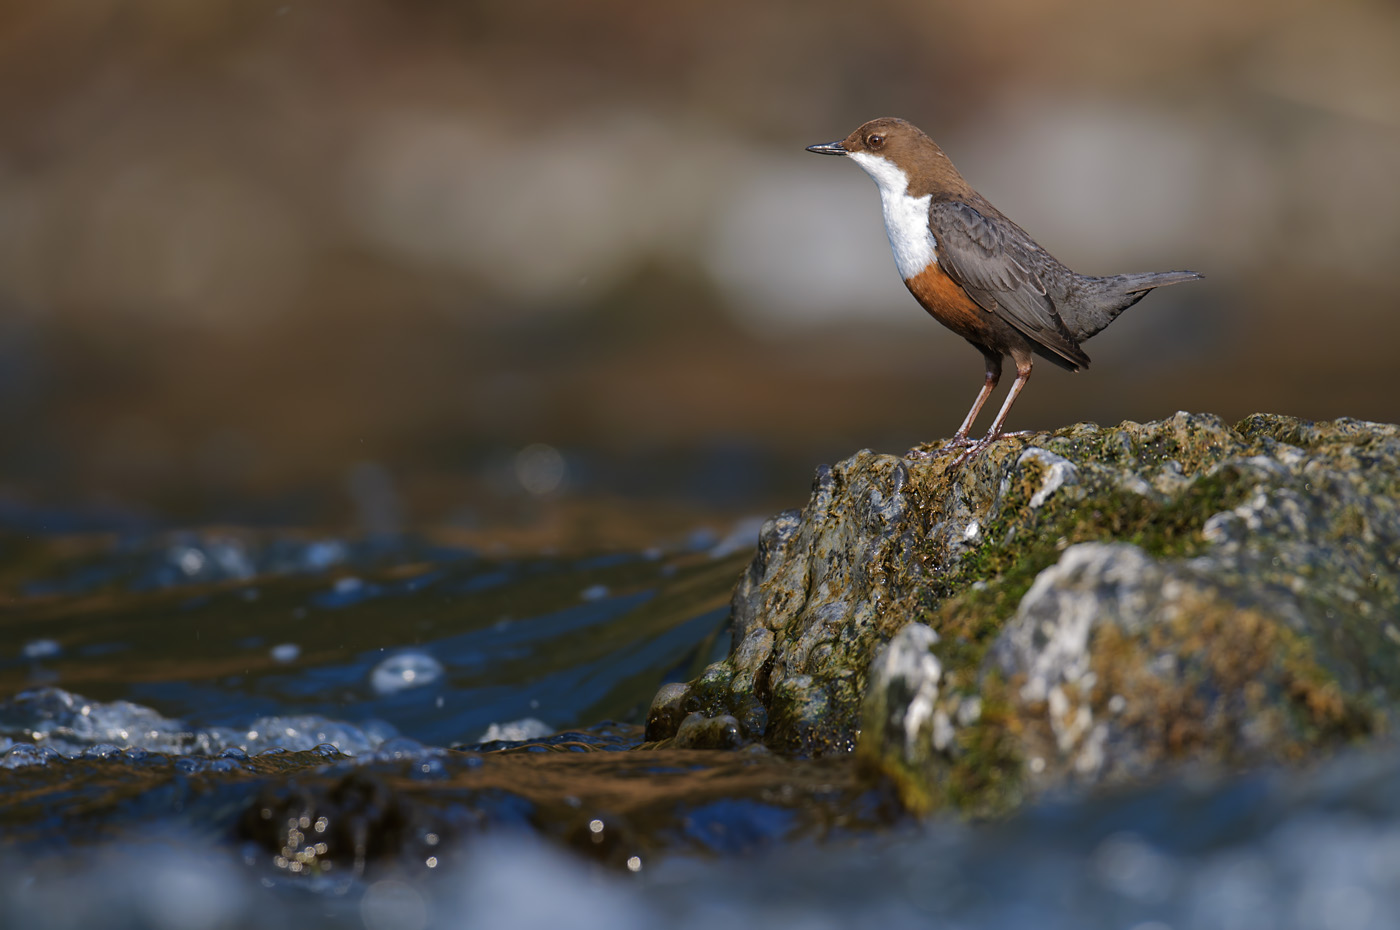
left=807, top=117, right=1202, bottom=456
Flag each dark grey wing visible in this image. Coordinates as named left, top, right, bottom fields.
left=928, top=200, right=1088, bottom=368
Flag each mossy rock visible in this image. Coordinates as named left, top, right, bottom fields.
left=645, top=413, right=1400, bottom=812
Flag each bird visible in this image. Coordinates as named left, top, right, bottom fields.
left=806, top=117, right=1202, bottom=458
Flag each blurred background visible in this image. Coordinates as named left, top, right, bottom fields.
left=0, top=0, right=1397, bottom=540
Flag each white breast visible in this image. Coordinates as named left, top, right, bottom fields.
left=848, top=151, right=937, bottom=281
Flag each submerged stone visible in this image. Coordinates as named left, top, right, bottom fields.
left=672, top=712, right=744, bottom=750
left=239, top=771, right=447, bottom=876
left=646, top=413, right=1400, bottom=812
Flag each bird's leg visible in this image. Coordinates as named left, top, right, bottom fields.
left=982, top=357, right=1032, bottom=440
left=953, top=357, right=1033, bottom=464
left=906, top=354, right=1001, bottom=460
left=952, top=354, right=1003, bottom=441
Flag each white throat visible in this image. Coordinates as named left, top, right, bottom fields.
left=848, top=151, right=937, bottom=281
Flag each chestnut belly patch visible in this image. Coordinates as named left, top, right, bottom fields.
left=903, top=262, right=989, bottom=340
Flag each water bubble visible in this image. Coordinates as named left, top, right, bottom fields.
left=269, top=643, right=301, bottom=663
left=175, top=547, right=206, bottom=575
left=370, top=651, right=444, bottom=696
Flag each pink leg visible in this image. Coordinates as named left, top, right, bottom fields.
left=953, top=355, right=1003, bottom=441
left=952, top=357, right=1033, bottom=465
left=982, top=358, right=1031, bottom=440
left=907, top=355, right=1002, bottom=459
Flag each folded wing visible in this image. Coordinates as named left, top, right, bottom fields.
left=928, top=200, right=1089, bottom=369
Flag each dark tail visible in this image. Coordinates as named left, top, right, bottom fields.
left=1116, top=270, right=1204, bottom=293
left=1071, top=269, right=1203, bottom=341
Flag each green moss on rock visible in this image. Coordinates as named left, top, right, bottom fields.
left=645, top=413, right=1400, bottom=814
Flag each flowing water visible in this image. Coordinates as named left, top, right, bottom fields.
left=1, top=516, right=1397, bottom=930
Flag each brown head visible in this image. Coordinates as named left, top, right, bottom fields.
left=806, top=118, right=973, bottom=199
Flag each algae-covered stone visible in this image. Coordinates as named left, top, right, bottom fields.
left=672, top=712, right=744, bottom=750
left=647, top=413, right=1400, bottom=811
left=646, top=453, right=927, bottom=754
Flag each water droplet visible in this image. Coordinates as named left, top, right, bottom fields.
left=370, top=652, right=444, bottom=696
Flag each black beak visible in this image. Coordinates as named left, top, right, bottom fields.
left=805, top=140, right=848, bottom=156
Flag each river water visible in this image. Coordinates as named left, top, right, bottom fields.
left=1, top=517, right=1396, bottom=930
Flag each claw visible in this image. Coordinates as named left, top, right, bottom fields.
left=950, top=438, right=992, bottom=468
left=949, top=429, right=1036, bottom=467
left=905, top=434, right=973, bottom=460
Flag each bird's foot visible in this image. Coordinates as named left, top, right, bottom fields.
left=949, top=430, right=1036, bottom=467
left=905, top=434, right=973, bottom=460
left=950, top=434, right=1001, bottom=467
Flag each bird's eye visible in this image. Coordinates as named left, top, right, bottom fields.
left=867, top=134, right=884, bottom=147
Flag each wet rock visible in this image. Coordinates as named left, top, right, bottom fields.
left=645, top=683, right=690, bottom=739
left=648, top=413, right=1400, bottom=812
left=672, top=712, right=744, bottom=750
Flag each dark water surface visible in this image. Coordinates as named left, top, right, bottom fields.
left=2, top=519, right=1398, bottom=930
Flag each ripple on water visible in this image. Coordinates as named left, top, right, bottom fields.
left=0, top=687, right=398, bottom=758
left=15, top=531, right=473, bottom=597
